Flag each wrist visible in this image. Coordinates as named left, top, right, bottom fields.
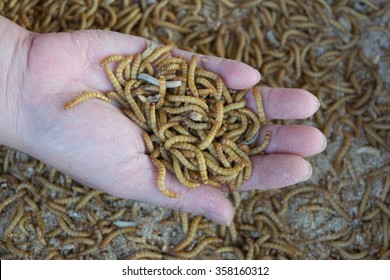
left=0, top=16, right=31, bottom=151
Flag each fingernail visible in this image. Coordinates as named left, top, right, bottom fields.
left=315, top=97, right=320, bottom=111
left=321, top=136, right=327, bottom=152
left=304, top=162, right=313, bottom=181
left=253, top=68, right=261, bottom=83
left=205, top=211, right=229, bottom=226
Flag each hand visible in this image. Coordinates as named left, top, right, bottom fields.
left=0, top=16, right=326, bottom=225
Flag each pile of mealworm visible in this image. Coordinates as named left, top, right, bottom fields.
left=65, top=44, right=269, bottom=197
left=1, top=0, right=390, bottom=260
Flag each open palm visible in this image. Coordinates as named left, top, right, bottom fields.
left=11, top=28, right=325, bottom=224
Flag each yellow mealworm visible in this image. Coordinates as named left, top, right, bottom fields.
left=6, top=238, right=30, bottom=259
left=100, top=55, right=124, bottom=66
left=362, top=208, right=381, bottom=221
left=175, top=237, right=222, bottom=259
left=164, top=135, right=199, bottom=150
left=205, top=158, right=245, bottom=176
left=249, top=131, right=271, bottom=156
left=143, top=133, right=155, bottom=154
left=130, top=53, right=142, bottom=80
left=188, top=55, right=198, bottom=97
left=151, top=158, right=179, bottom=198
left=172, top=215, right=202, bottom=252
left=158, top=121, right=179, bottom=141
left=116, top=55, right=133, bottom=86
left=229, top=222, right=237, bottom=244
left=338, top=248, right=369, bottom=260
left=170, top=149, right=197, bottom=171
left=358, top=180, right=372, bottom=218
left=166, top=95, right=209, bottom=112
left=223, top=100, right=246, bottom=114
left=183, top=118, right=211, bottom=130
left=376, top=200, right=390, bottom=217
left=129, top=251, right=163, bottom=260
left=64, top=91, right=111, bottom=110
left=57, top=217, right=90, bottom=237
left=260, top=242, right=297, bottom=258
left=198, top=101, right=223, bottom=150
left=252, top=86, right=266, bottom=122
left=3, top=201, right=24, bottom=237
left=124, top=80, right=146, bottom=122
left=140, top=44, right=174, bottom=70
left=98, top=226, right=137, bottom=249
left=323, top=190, right=352, bottom=221
left=215, top=142, right=231, bottom=168
left=148, top=103, right=159, bottom=135
left=180, top=212, right=189, bottom=234
left=0, top=194, right=27, bottom=216
left=334, top=132, right=351, bottom=171
left=75, top=190, right=102, bottom=211
left=61, top=237, right=96, bottom=246
left=224, top=112, right=247, bottom=140
left=164, top=104, right=208, bottom=119
left=172, top=157, right=200, bottom=188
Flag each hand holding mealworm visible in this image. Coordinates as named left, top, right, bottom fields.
left=0, top=16, right=326, bottom=225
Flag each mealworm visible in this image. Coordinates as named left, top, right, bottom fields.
left=164, top=104, right=208, bottom=119
left=143, top=133, right=155, bottom=154
left=129, top=250, right=163, bottom=260
left=172, top=215, right=202, bottom=252
left=214, top=142, right=231, bottom=168
left=151, top=158, right=179, bottom=198
left=254, top=207, right=287, bottom=233
left=216, top=246, right=245, bottom=260
left=175, top=237, right=222, bottom=259
left=376, top=200, right=390, bottom=217
left=98, top=226, right=137, bottom=249
left=57, top=217, right=90, bottom=237
left=224, top=112, right=247, bottom=140
left=5, top=238, right=30, bottom=259
left=229, top=222, right=237, bottom=244
left=183, top=118, right=211, bottom=130
left=61, top=237, right=96, bottom=246
left=64, top=91, right=111, bottom=110
left=223, top=100, right=246, bottom=114
left=199, top=101, right=224, bottom=150
left=323, top=190, right=352, bottom=221
left=124, top=80, right=146, bottom=122
left=164, top=135, right=199, bottom=150
left=129, top=53, right=141, bottom=80
left=248, top=131, right=271, bottom=156
left=3, top=201, right=24, bottom=237
left=252, top=86, right=266, bottom=122
left=338, top=248, right=368, bottom=260
left=205, top=158, right=245, bottom=176
left=330, top=231, right=357, bottom=248
left=141, top=44, right=174, bottom=70
left=334, top=132, right=351, bottom=171
left=116, top=55, right=133, bottom=86
left=172, top=157, right=200, bottom=188
left=188, top=55, right=199, bottom=97
left=75, top=190, right=103, bottom=211
left=100, top=55, right=124, bottom=66
left=358, top=180, right=372, bottom=218
left=158, top=121, right=179, bottom=141
left=170, top=149, right=197, bottom=171
left=260, top=242, right=297, bottom=258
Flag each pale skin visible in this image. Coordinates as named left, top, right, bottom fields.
left=0, top=16, right=326, bottom=225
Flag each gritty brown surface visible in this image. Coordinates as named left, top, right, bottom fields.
left=0, top=0, right=389, bottom=260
